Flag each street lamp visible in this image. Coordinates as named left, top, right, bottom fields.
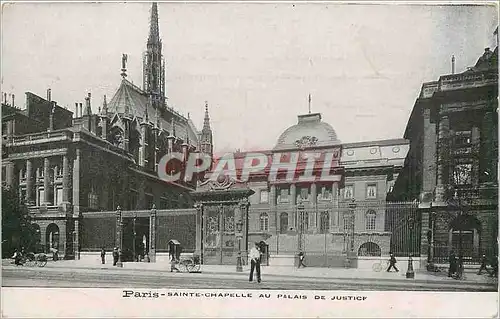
left=344, top=199, right=356, bottom=268
left=406, top=216, right=415, bottom=279
left=297, top=199, right=305, bottom=253
left=236, top=218, right=243, bottom=272
left=133, top=214, right=137, bottom=262
left=116, top=206, right=123, bottom=268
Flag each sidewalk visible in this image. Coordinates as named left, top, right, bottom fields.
left=8, top=259, right=496, bottom=286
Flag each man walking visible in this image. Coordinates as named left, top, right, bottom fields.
left=249, top=242, right=262, bottom=283
left=448, top=251, right=457, bottom=277
left=298, top=251, right=306, bottom=268
left=386, top=252, right=399, bottom=272
left=112, top=247, right=119, bottom=266
left=101, top=248, right=106, bottom=265
left=477, top=254, right=488, bottom=275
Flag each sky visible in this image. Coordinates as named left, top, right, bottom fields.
left=1, top=2, right=498, bottom=153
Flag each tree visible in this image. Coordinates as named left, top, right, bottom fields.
left=1, top=186, right=37, bottom=257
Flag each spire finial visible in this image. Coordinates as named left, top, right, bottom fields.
left=308, top=93, right=311, bottom=114
left=121, top=53, right=128, bottom=78
left=101, top=95, right=108, bottom=115
left=203, top=101, right=211, bottom=131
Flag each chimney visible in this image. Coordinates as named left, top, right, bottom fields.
left=451, top=55, right=455, bottom=74
left=75, top=103, right=79, bottom=117
left=12, top=94, right=15, bottom=108
left=47, top=88, right=52, bottom=102
left=79, top=103, right=83, bottom=118
left=3, top=93, right=6, bottom=104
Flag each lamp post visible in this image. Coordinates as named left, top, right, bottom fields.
left=132, top=215, right=137, bottom=261
left=406, top=216, right=415, bottom=279
left=116, top=206, right=123, bottom=268
left=345, top=199, right=356, bottom=268
left=297, top=200, right=304, bottom=253
left=236, top=218, right=243, bottom=272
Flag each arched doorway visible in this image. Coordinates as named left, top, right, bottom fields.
left=46, top=223, right=60, bottom=253
left=358, top=242, right=381, bottom=257
left=449, top=214, right=481, bottom=262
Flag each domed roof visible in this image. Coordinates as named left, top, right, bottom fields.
left=274, top=113, right=341, bottom=150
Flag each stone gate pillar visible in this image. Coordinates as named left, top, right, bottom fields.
left=194, top=203, right=203, bottom=258
left=149, top=205, right=157, bottom=262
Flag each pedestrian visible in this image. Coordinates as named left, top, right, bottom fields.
left=298, top=251, right=306, bottom=268
left=490, top=256, right=498, bottom=278
left=12, top=248, right=23, bottom=266
left=113, top=247, right=119, bottom=266
left=249, top=242, right=262, bottom=283
left=386, top=252, right=399, bottom=272
left=101, top=247, right=106, bottom=265
left=448, top=251, right=457, bottom=277
left=477, top=254, right=488, bottom=275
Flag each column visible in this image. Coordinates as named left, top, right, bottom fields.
left=435, top=116, right=450, bottom=202
left=311, top=183, right=317, bottom=233
left=5, top=162, right=14, bottom=188
left=481, top=111, right=495, bottom=183
left=290, top=184, right=296, bottom=228
left=115, top=207, right=123, bottom=266
left=72, top=149, right=81, bottom=216
left=194, top=204, right=202, bottom=260
left=149, top=205, right=157, bottom=262
left=26, top=159, right=34, bottom=205
left=270, top=185, right=277, bottom=232
left=471, top=125, right=480, bottom=185
left=62, top=155, right=70, bottom=203
left=332, top=182, right=339, bottom=230
left=43, top=157, right=51, bottom=205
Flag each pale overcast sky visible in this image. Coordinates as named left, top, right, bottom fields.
left=1, top=2, right=498, bottom=153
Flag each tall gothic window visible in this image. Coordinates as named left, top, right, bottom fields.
left=453, top=163, right=472, bottom=186
left=259, top=213, right=269, bottom=232
left=320, top=211, right=330, bottom=234
left=280, top=212, right=288, bottom=233
left=365, top=210, right=376, bottom=230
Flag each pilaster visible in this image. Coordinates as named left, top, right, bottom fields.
left=43, top=157, right=51, bottom=205
left=26, top=159, right=34, bottom=205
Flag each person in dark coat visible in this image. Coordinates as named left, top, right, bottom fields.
left=100, top=248, right=106, bottom=264
left=477, top=254, right=488, bottom=275
left=490, top=256, right=498, bottom=277
left=249, top=242, right=262, bottom=283
left=386, top=253, right=399, bottom=272
left=112, top=247, right=119, bottom=266
left=448, top=251, right=457, bottom=277
left=298, top=251, right=306, bottom=268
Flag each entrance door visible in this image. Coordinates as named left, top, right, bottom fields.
left=203, top=205, right=222, bottom=264
left=203, top=205, right=236, bottom=265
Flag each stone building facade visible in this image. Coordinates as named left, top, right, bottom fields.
left=1, top=3, right=213, bottom=259
left=204, top=112, right=411, bottom=267
left=392, top=45, right=498, bottom=265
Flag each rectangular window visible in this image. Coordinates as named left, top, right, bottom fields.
left=366, top=184, right=377, bottom=199
left=88, top=193, right=99, bottom=210
left=37, top=188, right=44, bottom=206
left=366, top=213, right=376, bottom=230
left=344, top=185, right=354, bottom=199
left=260, top=190, right=269, bottom=203
left=55, top=187, right=63, bottom=205
left=300, top=187, right=310, bottom=201
left=278, top=187, right=289, bottom=203
left=453, top=163, right=472, bottom=185
left=343, top=215, right=351, bottom=232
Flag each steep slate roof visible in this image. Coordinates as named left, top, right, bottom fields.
left=107, top=79, right=199, bottom=146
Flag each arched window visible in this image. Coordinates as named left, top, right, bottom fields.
left=259, top=213, right=269, bottom=232
left=280, top=212, right=288, bottom=233
left=320, top=211, right=330, bottom=234
left=358, top=242, right=381, bottom=256
left=366, top=210, right=376, bottom=230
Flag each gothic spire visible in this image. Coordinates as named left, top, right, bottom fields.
left=203, top=101, right=211, bottom=132
left=148, top=2, right=160, bottom=45
left=101, top=95, right=108, bottom=115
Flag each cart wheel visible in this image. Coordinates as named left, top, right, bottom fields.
left=372, top=263, right=382, bottom=272
left=188, top=263, right=200, bottom=273
left=37, top=259, right=47, bottom=267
